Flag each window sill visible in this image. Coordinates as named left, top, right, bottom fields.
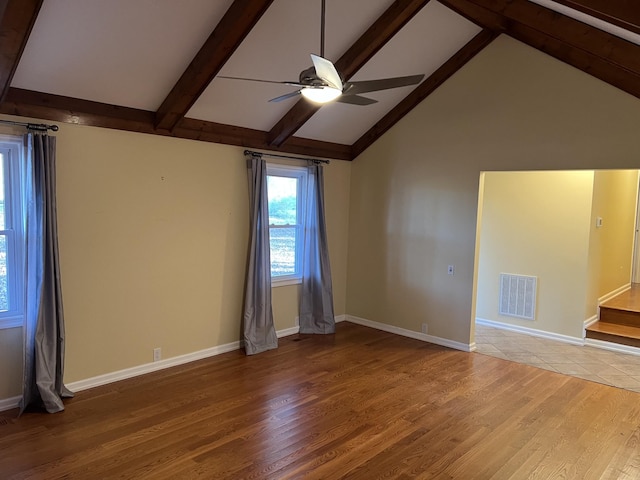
left=0, top=315, right=23, bottom=330
left=272, top=278, right=302, bottom=288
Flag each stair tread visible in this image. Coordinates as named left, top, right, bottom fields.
left=586, top=321, right=640, bottom=340
left=601, top=284, right=640, bottom=311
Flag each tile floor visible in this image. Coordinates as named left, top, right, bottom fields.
left=474, top=324, right=640, bottom=393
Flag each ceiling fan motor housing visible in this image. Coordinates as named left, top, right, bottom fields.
left=299, top=66, right=326, bottom=87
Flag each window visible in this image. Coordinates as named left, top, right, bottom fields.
left=0, top=136, right=25, bottom=329
left=266, top=164, right=307, bottom=286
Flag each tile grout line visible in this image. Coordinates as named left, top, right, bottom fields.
left=475, top=325, right=640, bottom=393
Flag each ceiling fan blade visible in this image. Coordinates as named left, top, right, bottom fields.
left=336, top=94, right=378, bottom=106
left=310, top=54, right=343, bottom=90
left=269, top=90, right=302, bottom=103
left=343, top=74, right=425, bottom=96
left=218, top=75, right=306, bottom=88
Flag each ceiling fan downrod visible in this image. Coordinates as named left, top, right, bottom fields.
left=320, top=0, right=326, bottom=59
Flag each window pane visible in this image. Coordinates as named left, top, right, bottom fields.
left=270, top=227, right=296, bottom=276
left=0, top=234, right=8, bottom=312
left=0, top=154, right=5, bottom=230
left=267, top=176, right=297, bottom=226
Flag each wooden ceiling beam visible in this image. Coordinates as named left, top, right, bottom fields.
left=507, top=21, right=640, bottom=98
left=552, top=0, right=640, bottom=36
left=154, top=0, right=275, bottom=132
left=177, top=119, right=352, bottom=160
left=1, top=88, right=352, bottom=160
left=266, top=0, right=433, bottom=148
left=352, top=29, right=498, bottom=158
left=0, top=0, right=42, bottom=102
left=439, top=0, right=506, bottom=30
left=465, top=0, right=640, bottom=75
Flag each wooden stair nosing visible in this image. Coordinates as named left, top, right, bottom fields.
left=586, top=321, right=640, bottom=348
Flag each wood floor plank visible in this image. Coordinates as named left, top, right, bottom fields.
left=1, top=322, right=640, bottom=479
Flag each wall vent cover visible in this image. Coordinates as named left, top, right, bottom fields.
left=499, top=273, right=537, bottom=320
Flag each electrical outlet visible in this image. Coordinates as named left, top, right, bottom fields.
left=153, top=347, right=161, bottom=362
left=421, top=323, right=428, bottom=334
left=447, top=265, right=455, bottom=275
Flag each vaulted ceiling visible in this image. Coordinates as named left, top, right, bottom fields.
left=1, top=0, right=639, bottom=160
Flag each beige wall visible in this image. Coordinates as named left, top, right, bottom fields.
left=0, top=327, right=22, bottom=399
left=347, top=35, right=640, bottom=344
left=585, top=170, right=638, bottom=317
left=0, top=118, right=351, bottom=398
left=4, top=32, right=640, bottom=401
left=475, top=171, right=593, bottom=338
left=476, top=170, right=638, bottom=339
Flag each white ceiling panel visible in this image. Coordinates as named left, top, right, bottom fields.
left=4, top=0, right=637, bottom=154
left=186, top=0, right=395, bottom=130
left=12, top=0, right=233, bottom=111
left=295, top=1, right=482, bottom=144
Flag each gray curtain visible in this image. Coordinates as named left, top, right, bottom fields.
left=21, top=133, right=73, bottom=414
left=299, top=162, right=335, bottom=334
left=242, top=155, right=278, bottom=355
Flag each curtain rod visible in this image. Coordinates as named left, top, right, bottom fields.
left=0, top=119, right=59, bottom=132
left=244, top=149, right=330, bottom=165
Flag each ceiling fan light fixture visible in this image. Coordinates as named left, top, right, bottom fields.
left=300, top=86, right=341, bottom=104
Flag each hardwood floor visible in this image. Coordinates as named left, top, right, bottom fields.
left=1, top=322, right=640, bottom=479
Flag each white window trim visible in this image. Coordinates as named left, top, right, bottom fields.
left=0, top=135, right=25, bottom=330
left=266, top=164, right=308, bottom=287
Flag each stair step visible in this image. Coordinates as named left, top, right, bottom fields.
left=586, top=321, right=640, bottom=348
left=599, top=306, right=640, bottom=328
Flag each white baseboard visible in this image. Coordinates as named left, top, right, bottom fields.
left=476, top=318, right=584, bottom=345
left=584, top=314, right=599, bottom=329
left=345, top=315, right=473, bottom=352
left=277, top=326, right=299, bottom=338
left=68, top=340, right=242, bottom=393
left=585, top=338, right=640, bottom=357
left=67, top=316, right=346, bottom=394
left=1, top=313, right=384, bottom=407
left=599, top=284, right=631, bottom=305
left=0, top=395, right=20, bottom=413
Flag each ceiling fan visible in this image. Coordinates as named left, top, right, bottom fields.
left=218, top=0, right=425, bottom=106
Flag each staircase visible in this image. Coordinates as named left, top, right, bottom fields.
left=586, top=285, right=640, bottom=348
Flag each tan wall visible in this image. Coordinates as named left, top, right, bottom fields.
left=0, top=327, right=22, bottom=399
left=585, top=170, right=638, bottom=317
left=4, top=32, right=640, bottom=400
left=0, top=118, right=351, bottom=398
left=347, top=35, right=640, bottom=344
left=475, top=171, right=593, bottom=338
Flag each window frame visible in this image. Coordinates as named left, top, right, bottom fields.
left=266, top=163, right=308, bottom=287
left=0, top=135, right=25, bottom=329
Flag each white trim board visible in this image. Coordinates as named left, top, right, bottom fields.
left=476, top=318, right=584, bottom=345
left=599, top=284, right=630, bottom=306
left=585, top=338, right=640, bottom=357
left=0, top=395, right=20, bottom=413
left=345, top=315, right=473, bottom=352
left=68, top=340, right=242, bottom=393
left=0, top=314, right=378, bottom=409
left=67, top=316, right=347, bottom=394
left=584, top=315, right=599, bottom=330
